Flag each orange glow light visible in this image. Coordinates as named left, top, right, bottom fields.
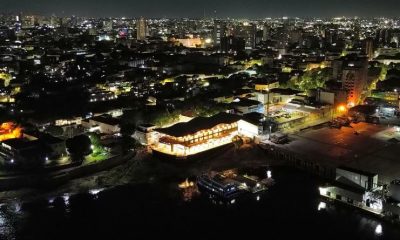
left=0, top=122, right=23, bottom=142
left=337, top=105, right=347, bottom=112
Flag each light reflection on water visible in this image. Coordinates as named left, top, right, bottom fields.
left=375, top=224, right=383, bottom=236
left=0, top=202, right=23, bottom=240
left=317, top=201, right=326, bottom=211
left=320, top=200, right=386, bottom=238
left=0, top=167, right=398, bottom=239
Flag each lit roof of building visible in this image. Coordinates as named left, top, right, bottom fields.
left=156, top=112, right=242, bottom=137
left=90, top=115, right=120, bottom=126
left=338, top=166, right=377, bottom=178
left=242, top=112, right=264, bottom=125
left=1, top=138, right=39, bottom=150
left=269, top=88, right=303, bottom=95
left=230, top=98, right=261, bottom=107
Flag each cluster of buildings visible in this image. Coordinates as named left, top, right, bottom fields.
left=1, top=13, right=400, bottom=229
left=0, top=111, right=125, bottom=170
left=0, top=121, right=67, bottom=168
left=0, top=13, right=399, bottom=162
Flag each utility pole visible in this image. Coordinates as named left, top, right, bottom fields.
left=267, top=88, right=271, bottom=140
left=266, top=88, right=270, bottom=118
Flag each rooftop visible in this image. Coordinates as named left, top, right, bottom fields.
left=231, top=98, right=262, bottom=107
left=40, top=133, right=65, bottom=145
left=269, top=88, right=303, bottom=95
left=242, top=112, right=264, bottom=125
left=274, top=123, right=400, bottom=183
left=156, top=112, right=242, bottom=137
left=338, top=166, right=377, bottom=178
left=90, top=115, right=120, bottom=126
left=1, top=138, right=39, bottom=150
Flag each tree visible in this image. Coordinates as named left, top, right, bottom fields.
left=66, top=135, right=92, bottom=163
left=232, top=136, right=244, bottom=150
left=121, top=136, right=139, bottom=154
left=0, top=72, right=12, bottom=87
left=286, top=68, right=331, bottom=92
left=87, top=133, right=105, bottom=156
left=45, top=125, right=64, bottom=137
left=379, top=64, right=388, bottom=81
left=193, top=102, right=227, bottom=117
left=149, top=109, right=180, bottom=127
left=119, top=122, right=141, bottom=153
left=120, top=123, right=136, bottom=137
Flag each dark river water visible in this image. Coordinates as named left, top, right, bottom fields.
left=1, top=167, right=400, bottom=240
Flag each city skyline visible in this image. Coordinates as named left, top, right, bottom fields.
left=2, top=1, right=400, bottom=239
left=2, top=0, right=400, bottom=18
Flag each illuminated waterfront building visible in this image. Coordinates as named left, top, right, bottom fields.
left=151, top=113, right=259, bottom=158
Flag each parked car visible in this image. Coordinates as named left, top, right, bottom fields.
left=270, top=133, right=289, bottom=144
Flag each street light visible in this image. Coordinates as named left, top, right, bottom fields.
left=266, top=88, right=270, bottom=118
left=269, top=125, right=272, bottom=140
left=337, top=105, right=347, bottom=113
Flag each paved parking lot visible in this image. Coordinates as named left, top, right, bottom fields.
left=278, top=123, right=400, bottom=183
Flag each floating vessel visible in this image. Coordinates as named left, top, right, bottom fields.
left=197, top=169, right=273, bottom=199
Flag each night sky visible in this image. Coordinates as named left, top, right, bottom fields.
left=2, top=0, right=400, bottom=18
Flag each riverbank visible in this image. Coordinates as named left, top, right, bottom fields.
left=6, top=163, right=400, bottom=240
left=1, top=142, right=400, bottom=239
left=0, top=143, right=280, bottom=204
left=0, top=151, right=135, bottom=202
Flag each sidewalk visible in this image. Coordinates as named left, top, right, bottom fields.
left=281, top=117, right=331, bottom=134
